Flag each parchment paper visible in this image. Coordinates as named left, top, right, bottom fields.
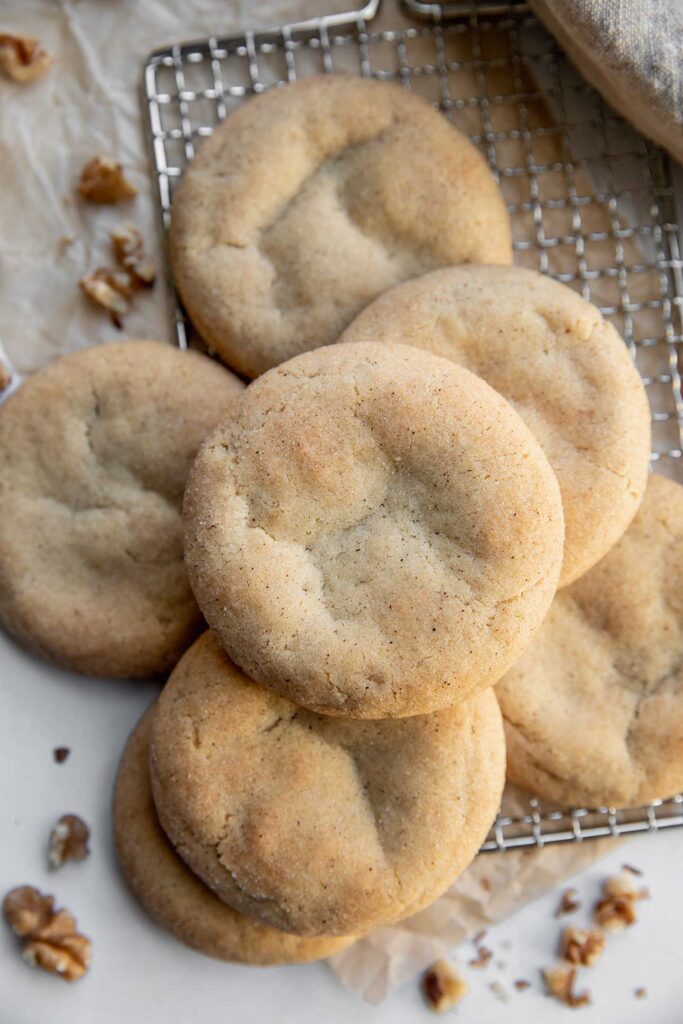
left=0, top=0, right=630, bottom=1003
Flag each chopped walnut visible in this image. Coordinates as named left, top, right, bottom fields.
left=3, top=885, right=91, bottom=982
left=53, top=746, right=70, bottom=764
left=111, top=224, right=156, bottom=287
left=79, top=268, right=133, bottom=327
left=594, top=873, right=649, bottom=933
left=514, top=979, right=531, bottom=991
left=562, top=927, right=605, bottom=967
left=48, top=814, right=90, bottom=869
left=422, top=960, right=468, bottom=1013
left=0, top=360, right=12, bottom=391
left=77, top=155, right=137, bottom=204
left=468, top=944, right=493, bottom=968
left=0, top=33, right=53, bottom=83
left=555, top=887, right=581, bottom=917
left=542, top=965, right=591, bottom=1008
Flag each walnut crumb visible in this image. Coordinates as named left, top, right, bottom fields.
left=514, top=979, right=531, bottom=991
left=111, top=224, right=156, bottom=287
left=53, top=747, right=70, bottom=764
left=634, top=987, right=647, bottom=999
left=0, top=33, right=53, bottom=82
left=77, top=155, right=137, bottom=203
left=542, top=965, right=591, bottom=1008
left=562, top=927, right=605, bottom=967
left=556, top=887, right=581, bottom=917
left=594, top=873, right=649, bottom=933
left=422, top=960, right=468, bottom=1013
left=3, top=886, right=91, bottom=982
left=0, top=360, right=12, bottom=391
left=622, top=863, right=643, bottom=876
left=48, top=815, right=90, bottom=869
left=489, top=981, right=508, bottom=1003
left=469, top=944, right=493, bottom=969
left=79, top=268, right=133, bottom=327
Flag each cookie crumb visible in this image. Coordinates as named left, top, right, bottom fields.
left=542, top=965, right=591, bottom=1008
left=514, top=979, right=530, bottom=991
left=555, top=886, right=581, bottom=917
left=634, top=987, right=647, bottom=999
left=480, top=877, right=492, bottom=893
left=489, top=980, right=509, bottom=1003
left=53, top=747, right=70, bottom=764
left=622, top=864, right=643, bottom=876
left=2, top=885, right=91, bottom=982
left=48, top=815, right=90, bottom=869
left=422, top=959, right=468, bottom=1013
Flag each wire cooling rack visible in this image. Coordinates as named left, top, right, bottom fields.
left=142, top=0, right=683, bottom=852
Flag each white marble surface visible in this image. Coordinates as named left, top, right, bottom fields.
left=1, top=628, right=682, bottom=1024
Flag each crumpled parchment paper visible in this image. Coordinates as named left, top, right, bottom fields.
left=1, top=0, right=627, bottom=1003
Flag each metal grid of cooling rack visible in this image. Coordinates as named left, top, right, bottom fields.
left=142, top=0, right=683, bottom=852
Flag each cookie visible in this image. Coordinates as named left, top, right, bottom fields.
left=340, top=265, right=651, bottom=586
left=498, top=473, right=683, bottom=808
left=149, top=631, right=506, bottom=937
left=0, top=341, right=243, bottom=678
left=114, top=707, right=354, bottom=964
left=169, top=74, right=512, bottom=379
left=184, top=341, right=564, bottom=718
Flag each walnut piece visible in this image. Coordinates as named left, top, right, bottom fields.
left=634, top=987, right=647, bottom=999
left=422, top=960, right=468, bottom=1013
left=542, top=965, right=591, bottom=1008
left=594, top=872, right=649, bottom=933
left=562, top=927, right=605, bottom=967
left=0, top=360, right=12, bottom=391
left=514, top=979, right=531, bottom=991
left=555, top=887, right=581, bottom=917
left=3, top=885, right=91, bottom=982
left=48, top=814, right=90, bottom=869
left=53, top=747, right=70, bottom=764
left=79, top=268, right=133, bottom=327
left=0, top=34, right=53, bottom=83
left=111, top=224, right=156, bottom=287
left=77, top=156, right=137, bottom=204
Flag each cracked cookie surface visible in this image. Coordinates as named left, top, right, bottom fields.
left=114, top=707, right=354, bottom=963
left=0, top=341, right=243, bottom=678
left=498, top=473, right=683, bottom=808
left=149, top=631, right=506, bottom=937
left=184, top=341, right=564, bottom=717
left=340, top=265, right=651, bottom=586
left=169, top=74, right=512, bottom=379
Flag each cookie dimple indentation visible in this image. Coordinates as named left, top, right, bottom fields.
left=185, top=342, right=564, bottom=717
left=150, top=633, right=506, bottom=936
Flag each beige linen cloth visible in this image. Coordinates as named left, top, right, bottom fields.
left=530, top=0, right=683, bottom=166
left=0, top=0, right=626, bottom=1003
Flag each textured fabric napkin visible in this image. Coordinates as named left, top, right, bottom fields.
left=530, top=0, right=683, bottom=165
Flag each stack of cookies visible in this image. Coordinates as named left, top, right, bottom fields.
left=1, top=73, right=681, bottom=970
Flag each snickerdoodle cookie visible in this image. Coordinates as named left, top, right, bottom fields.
left=0, top=341, right=243, bottom=678
left=149, top=631, right=506, bottom=937
left=114, top=708, right=354, bottom=963
left=498, top=473, right=683, bottom=808
left=341, top=265, right=651, bottom=586
left=184, top=342, right=564, bottom=718
left=169, top=74, right=512, bottom=378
